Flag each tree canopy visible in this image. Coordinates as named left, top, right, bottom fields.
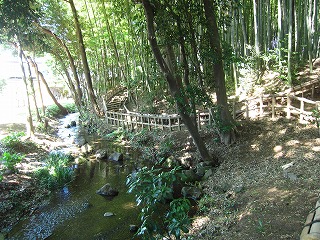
left=0, top=0, right=319, bottom=155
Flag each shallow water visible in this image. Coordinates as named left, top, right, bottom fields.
left=7, top=113, right=142, bottom=240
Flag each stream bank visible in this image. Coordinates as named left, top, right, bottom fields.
left=1, top=113, right=144, bottom=239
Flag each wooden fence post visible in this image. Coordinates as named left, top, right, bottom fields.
left=287, top=95, right=291, bottom=119
left=232, top=100, right=236, bottom=119
left=246, top=100, right=249, bottom=119
left=300, top=99, right=304, bottom=122
left=272, top=95, right=276, bottom=119
left=312, top=84, right=315, bottom=99
left=260, top=95, right=264, bottom=117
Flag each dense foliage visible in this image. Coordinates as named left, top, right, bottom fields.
left=34, top=152, right=75, bottom=190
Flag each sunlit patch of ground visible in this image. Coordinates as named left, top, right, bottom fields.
left=186, top=118, right=320, bottom=239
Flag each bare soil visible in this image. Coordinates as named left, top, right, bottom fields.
left=185, top=118, right=320, bottom=240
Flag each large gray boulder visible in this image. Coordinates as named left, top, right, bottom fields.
left=96, top=183, right=119, bottom=196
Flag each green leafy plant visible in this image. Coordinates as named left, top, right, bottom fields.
left=1, top=132, right=25, bottom=151
left=256, top=219, right=265, bottom=233
left=34, top=152, right=74, bottom=190
left=0, top=152, right=24, bottom=171
left=165, top=198, right=191, bottom=239
left=127, top=166, right=191, bottom=239
left=198, top=194, right=216, bottom=213
left=0, top=132, right=38, bottom=153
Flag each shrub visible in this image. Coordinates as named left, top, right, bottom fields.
left=127, top=166, right=191, bottom=239
left=34, top=152, right=74, bottom=190
left=0, top=152, right=24, bottom=172
left=45, top=103, right=77, bottom=118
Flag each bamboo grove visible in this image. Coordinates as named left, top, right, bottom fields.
left=0, top=0, right=319, bottom=156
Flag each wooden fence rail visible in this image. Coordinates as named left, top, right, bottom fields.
left=231, top=93, right=320, bottom=123
left=104, top=78, right=320, bottom=131
left=104, top=110, right=213, bottom=131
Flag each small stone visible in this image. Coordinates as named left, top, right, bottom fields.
left=70, top=121, right=77, bottom=127
left=283, top=171, right=298, bottom=181
left=181, top=169, right=199, bottom=183
left=104, top=212, right=115, bottom=217
left=81, top=144, right=93, bottom=154
left=95, top=149, right=108, bottom=160
left=203, top=169, right=213, bottom=179
left=129, top=224, right=138, bottom=233
left=281, top=162, right=294, bottom=170
left=96, top=183, right=119, bottom=196
left=108, top=152, right=124, bottom=162
left=181, top=186, right=202, bottom=200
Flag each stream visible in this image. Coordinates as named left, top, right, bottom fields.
left=7, top=113, right=142, bottom=240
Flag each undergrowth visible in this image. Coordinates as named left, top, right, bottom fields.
left=34, top=152, right=75, bottom=190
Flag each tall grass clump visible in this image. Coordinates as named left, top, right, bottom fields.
left=34, top=152, right=75, bottom=190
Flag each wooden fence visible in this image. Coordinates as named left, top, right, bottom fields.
left=103, top=78, right=320, bottom=131
left=231, top=93, right=320, bottom=123
left=104, top=110, right=213, bottom=131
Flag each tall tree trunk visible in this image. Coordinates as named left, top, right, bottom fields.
left=239, top=2, right=249, bottom=56
left=29, top=57, right=45, bottom=117
left=307, top=0, right=313, bottom=72
left=54, top=53, right=79, bottom=107
left=278, top=0, right=282, bottom=66
left=22, top=51, right=41, bottom=122
left=141, top=0, right=216, bottom=164
left=68, top=0, right=101, bottom=115
left=288, top=0, right=293, bottom=86
left=17, top=43, right=34, bottom=138
left=203, top=0, right=236, bottom=145
left=253, top=0, right=261, bottom=73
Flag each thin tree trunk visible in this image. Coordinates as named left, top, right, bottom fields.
left=22, top=52, right=41, bottom=122
left=288, top=0, right=293, bottom=86
left=239, top=3, right=249, bottom=56
left=307, top=0, right=314, bottom=72
left=17, top=43, right=34, bottom=138
left=27, top=56, right=46, bottom=119
left=278, top=0, right=282, bottom=66
left=68, top=0, right=101, bottom=115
